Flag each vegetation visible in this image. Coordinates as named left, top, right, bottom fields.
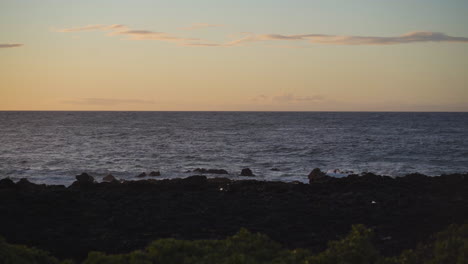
left=382, top=223, right=468, bottom=264
left=0, top=236, right=71, bottom=264
left=1, top=223, right=466, bottom=264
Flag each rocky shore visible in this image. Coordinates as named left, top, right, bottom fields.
left=0, top=172, right=467, bottom=261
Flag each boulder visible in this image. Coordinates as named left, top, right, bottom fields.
left=103, top=174, right=117, bottom=182
left=308, top=168, right=329, bottom=183
left=149, top=171, right=161, bottom=177
left=16, top=178, right=44, bottom=191
left=0, top=178, right=15, bottom=189
left=75, top=173, right=95, bottom=184
left=270, top=168, right=280, bottom=171
left=70, top=173, right=95, bottom=187
left=17, top=178, right=33, bottom=186
left=137, top=172, right=147, bottom=178
left=240, top=168, right=254, bottom=176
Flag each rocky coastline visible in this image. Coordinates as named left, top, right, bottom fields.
left=0, top=172, right=467, bottom=261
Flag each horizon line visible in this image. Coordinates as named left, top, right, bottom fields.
left=1, top=110, right=467, bottom=113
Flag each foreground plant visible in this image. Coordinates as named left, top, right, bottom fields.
left=1, top=223, right=466, bottom=264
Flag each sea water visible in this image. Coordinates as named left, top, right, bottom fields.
left=0, top=111, right=467, bottom=185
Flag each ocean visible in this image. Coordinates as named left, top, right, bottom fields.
left=0, top=111, right=467, bottom=185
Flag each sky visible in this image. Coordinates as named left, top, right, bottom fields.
left=1, top=0, right=468, bottom=111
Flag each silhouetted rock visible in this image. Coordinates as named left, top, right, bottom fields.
left=346, top=174, right=360, bottom=180
left=0, top=178, right=15, bottom=188
left=137, top=172, right=147, bottom=178
left=103, top=174, right=117, bottom=182
left=308, top=168, right=329, bottom=183
left=271, top=168, right=280, bottom=171
left=360, top=172, right=382, bottom=182
left=75, top=173, right=95, bottom=184
left=149, top=171, right=161, bottom=177
left=184, top=175, right=208, bottom=185
left=440, top=173, right=466, bottom=182
left=210, top=177, right=231, bottom=184
left=403, top=173, right=427, bottom=180
left=240, top=168, right=254, bottom=176
left=16, top=178, right=45, bottom=191
left=0, top=172, right=467, bottom=261
left=17, top=178, right=33, bottom=186
left=193, top=168, right=228, bottom=174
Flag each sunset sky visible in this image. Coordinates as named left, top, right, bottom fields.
left=1, top=0, right=468, bottom=111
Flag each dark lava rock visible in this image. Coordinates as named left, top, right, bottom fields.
left=75, top=173, right=95, bottom=184
left=0, top=173, right=467, bottom=261
left=209, top=177, right=231, bottom=184
left=184, top=175, right=208, bottom=185
left=149, top=171, right=161, bottom=177
left=308, top=168, right=330, bottom=183
left=440, top=173, right=466, bottom=182
left=346, top=174, right=360, bottom=180
left=16, top=178, right=45, bottom=191
left=0, top=178, right=15, bottom=188
left=271, top=168, right=280, bottom=171
left=137, top=172, right=147, bottom=178
left=360, top=172, right=382, bottom=182
left=17, top=178, right=33, bottom=187
left=103, top=174, right=117, bottom=182
left=193, top=168, right=228, bottom=174
left=240, top=168, right=254, bottom=176
left=403, top=173, right=427, bottom=181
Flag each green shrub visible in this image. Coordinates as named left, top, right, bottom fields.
left=82, top=228, right=308, bottom=264
left=1, top=223, right=467, bottom=264
left=82, top=250, right=151, bottom=264
left=307, top=224, right=379, bottom=264
left=0, top=236, right=63, bottom=264
left=143, top=228, right=305, bottom=264
left=389, top=223, right=468, bottom=264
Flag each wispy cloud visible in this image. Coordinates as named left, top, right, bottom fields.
left=63, top=98, right=155, bottom=106
left=109, top=29, right=198, bottom=42
left=179, top=23, right=224, bottom=31
left=57, top=24, right=468, bottom=47
left=58, top=24, right=199, bottom=45
left=173, top=31, right=468, bottom=47
left=0, top=43, right=23, bottom=48
left=229, top=31, right=468, bottom=46
left=57, top=24, right=125, bottom=32
left=180, top=42, right=224, bottom=47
